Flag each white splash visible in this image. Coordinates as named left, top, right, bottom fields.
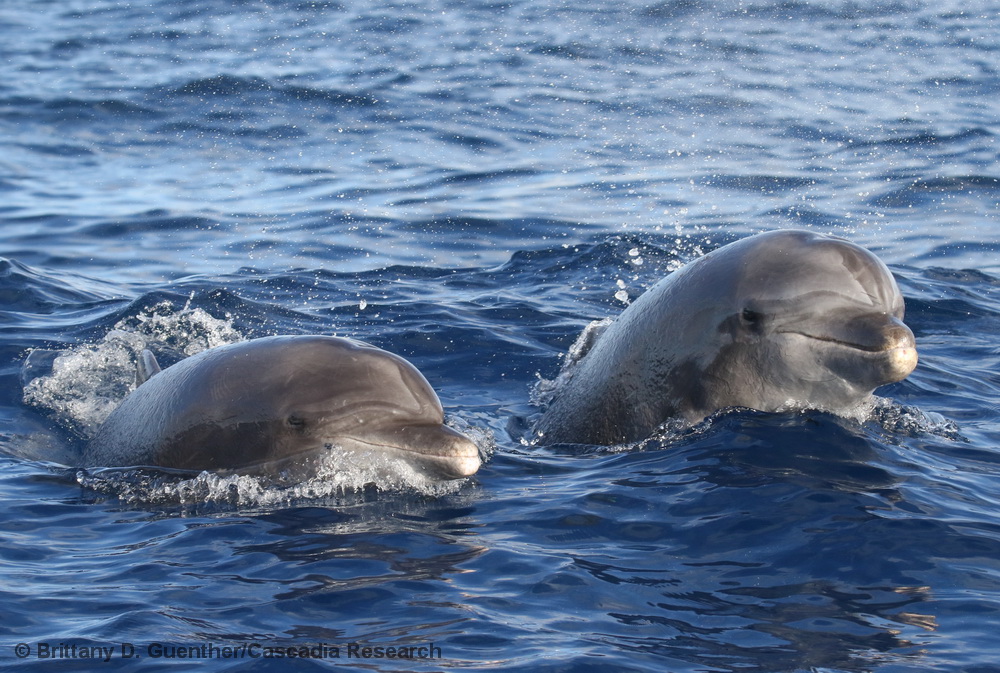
left=22, top=300, right=242, bottom=437
left=532, top=317, right=612, bottom=411
left=75, top=442, right=478, bottom=507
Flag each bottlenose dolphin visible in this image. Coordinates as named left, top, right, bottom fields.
left=535, top=229, right=918, bottom=445
left=84, top=335, right=481, bottom=479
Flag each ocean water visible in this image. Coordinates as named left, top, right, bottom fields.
left=2, top=0, right=1000, bottom=670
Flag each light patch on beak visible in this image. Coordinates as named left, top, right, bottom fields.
left=885, top=342, right=918, bottom=382
left=441, top=451, right=481, bottom=478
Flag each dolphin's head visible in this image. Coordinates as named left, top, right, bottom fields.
left=708, top=229, right=917, bottom=414
left=258, top=336, right=481, bottom=480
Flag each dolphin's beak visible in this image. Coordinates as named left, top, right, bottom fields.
left=414, top=424, right=482, bottom=479
left=351, top=424, right=482, bottom=479
left=828, top=314, right=918, bottom=383
left=876, top=317, right=919, bottom=382
left=782, top=312, right=918, bottom=384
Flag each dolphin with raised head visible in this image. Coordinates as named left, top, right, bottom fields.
left=534, top=229, right=918, bottom=445
left=84, top=335, right=481, bottom=479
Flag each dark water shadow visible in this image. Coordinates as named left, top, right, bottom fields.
left=524, top=411, right=940, bottom=672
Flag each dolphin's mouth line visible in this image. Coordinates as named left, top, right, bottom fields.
left=330, top=436, right=474, bottom=461
left=779, top=330, right=895, bottom=354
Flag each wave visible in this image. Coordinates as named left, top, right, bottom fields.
left=0, top=258, right=119, bottom=316
left=0, top=95, right=161, bottom=122
left=699, top=174, right=819, bottom=193
left=79, top=212, right=219, bottom=238
left=840, top=128, right=994, bottom=154
left=0, top=74, right=383, bottom=135
left=167, top=74, right=382, bottom=108
left=153, top=121, right=308, bottom=140
left=870, top=175, right=1000, bottom=208
left=725, top=0, right=918, bottom=20
left=640, top=0, right=918, bottom=22
left=640, top=0, right=710, bottom=20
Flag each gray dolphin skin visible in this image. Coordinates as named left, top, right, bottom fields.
left=84, top=335, right=481, bottom=480
left=534, top=229, right=918, bottom=445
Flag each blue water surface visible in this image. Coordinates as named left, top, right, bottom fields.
left=2, top=0, right=1000, bottom=671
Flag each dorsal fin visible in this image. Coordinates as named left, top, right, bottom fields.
left=135, top=349, right=162, bottom=386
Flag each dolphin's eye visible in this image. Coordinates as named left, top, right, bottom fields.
left=287, top=415, right=307, bottom=429
left=741, top=308, right=763, bottom=324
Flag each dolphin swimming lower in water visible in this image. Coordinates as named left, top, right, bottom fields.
left=534, top=229, right=918, bottom=445
left=83, top=335, right=481, bottom=480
